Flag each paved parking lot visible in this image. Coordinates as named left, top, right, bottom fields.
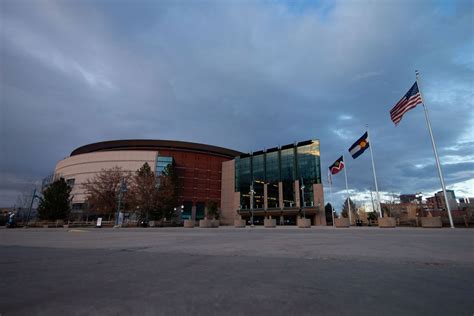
left=1, top=227, right=473, bottom=315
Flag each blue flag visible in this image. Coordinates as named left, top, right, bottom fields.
left=348, top=132, right=369, bottom=159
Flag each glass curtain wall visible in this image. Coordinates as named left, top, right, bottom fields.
left=280, top=146, right=296, bottom=207
left=236, top=156, right=251, bottom=209
left=297, top=140, right=321, bottom=207
left=235, top=139, right=321, bottom=211
left=265, top=149, right=280, bottom=209
left=252, top=153, right=265, bottom=209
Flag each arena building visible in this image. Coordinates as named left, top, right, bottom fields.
left=55, top=138, right=326, bottom=225
left=54, top=140, right=241, bottom=220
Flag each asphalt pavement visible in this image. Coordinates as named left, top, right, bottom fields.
left=0, top=226, right=472, bottom=315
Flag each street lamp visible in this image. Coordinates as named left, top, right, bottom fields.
left=300, top=180, right=306, bottom=219
left=115, top=178, right=127, bottom=227
left=176, top=205, right=184, bottom=220
left=249, top=183, right=255, bottom=227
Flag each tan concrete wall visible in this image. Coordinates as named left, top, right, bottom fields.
left=54, top=151, right=157, bottom=203
left=220, top=160, right=237, bottom=225
left=294, top=180, right=300, bottom=208
left=278, top=182, right=283, bottom=210
left=313, top=183, right=326, bottom=225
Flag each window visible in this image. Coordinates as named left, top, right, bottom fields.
left=66, top=178, right=75, bottom=187
left=196, top=202, right=205, bottom=220
left=296, top=140, right=321, bottom=207
left=236, top=156, right=251, bottom=209
left=265, top=150, right=280, bottom=208
left=182, top=201, right=193, bottom=219
left=156, top=156, right=173, bottom=176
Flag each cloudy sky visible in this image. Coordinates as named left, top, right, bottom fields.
left=1, top=0, right=473, bottom=210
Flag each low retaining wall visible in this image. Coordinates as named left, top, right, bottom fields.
left=234, top=219, right=246, bottom=228
left=199, top=219, right=212, bottom=228
left=421, top=217, right=442, bottom=228
left=264, top=218, right=276, bottom=228
left=297, top=218, right=311, bottom=228
left=378, top=217, right=396, bottom=228
left=183, top=219, right=195, bottom=228
left=335, top=218, right=350, bottom=228
left=199, top=219, right=219, bottom=228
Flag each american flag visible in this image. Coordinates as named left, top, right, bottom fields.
left=390, top=82, right=423, bottom=125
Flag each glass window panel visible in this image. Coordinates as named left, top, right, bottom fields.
left=282, top=180, right=295, bottom=208
left=296, top=141, right=321, bottom=206
left=280, top=148, right=295, bottom=182
left=237, top=157, right=251, bottom=209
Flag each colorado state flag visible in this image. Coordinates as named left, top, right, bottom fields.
left=348, top=132, right=369, bottom=159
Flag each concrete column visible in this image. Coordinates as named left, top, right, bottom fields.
left=220, top=160, right=238, bottom=225
left=313, top=183, right=326, bottom=226
left=278, top=182, right=284, bottom=210
left=191, top=205, right=197, bottom=221
left=263, top=183, right=268, bottom=210
left=294, top=180, right=300, bottom=208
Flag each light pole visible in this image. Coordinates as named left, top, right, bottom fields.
left=300, top=180, right=306, bottom=219
left=25, top=188, right=40, bottom=228
left=176, top=205, right=184, bottom=220
left=115, top=178, right=127, bottom=227
left=250, top=183, right=255, bottom=227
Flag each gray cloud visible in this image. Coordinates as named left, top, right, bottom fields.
left=1, top=0, right=473, bottom=208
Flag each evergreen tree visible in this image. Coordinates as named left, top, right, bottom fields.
left=37, top=178, right=71, bottom=221
left=341, top=198, right=357, bottom=219
left=129, top=163, right=160, bottom=221
left=325, top=203, right=335, bottom=223
left=156, top=163, right=180, bottom=220
left=206, top=200, right=219, bottom=219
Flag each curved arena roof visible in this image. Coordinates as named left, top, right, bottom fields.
left=71, top=139, right=242, bottom=159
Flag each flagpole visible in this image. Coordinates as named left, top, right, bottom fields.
left=416, top=70, right=454, bottom=229
left=342, top=154, right=352, bottom=225
left=329, top=174, right=335, bottom=226
left=366, top=126, right=383, bottom=218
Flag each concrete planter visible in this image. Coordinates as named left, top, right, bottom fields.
left=43, top=224, right=49, bottom=228
left=211, top=219, right=220, bottom=228
left=335, top=218, right=350, bottom=228
left=183, top=219, right=195, bottom=228
left=378, top=217, right=396, bottom=228
left=264, top=218, right=276, bottom=228
left=63, top=225, right=69, bottom=229
left=421, top=217, right=442, bottom=228
left=234, top=219, right=246, bottom=228
left=297, top=218, right=311, bottom=228
left=199, top=219, right=213, bottom=228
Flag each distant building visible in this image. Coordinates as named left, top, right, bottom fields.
left=380, top=202, right=419, bottom=224
left=426, top=190, right=458, bottom=211
left=458, top=197, right=474, bottom=210
left=399, top=194, right=421, bottom=204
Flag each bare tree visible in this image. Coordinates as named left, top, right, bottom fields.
left=83, top=167, right=131, bottom=221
